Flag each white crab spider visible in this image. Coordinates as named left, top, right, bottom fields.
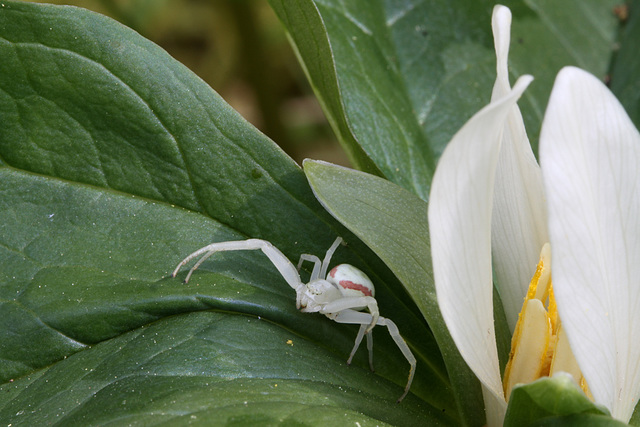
left=172, top=236, right=416, bottom=402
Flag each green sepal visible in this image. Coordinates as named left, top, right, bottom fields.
left=504, top=374, right=628, bottom=427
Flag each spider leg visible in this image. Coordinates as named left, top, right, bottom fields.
left=347, top=324, right=374, bottom=371
left=320, top=296, right=379, bottom=333
left=296, top=237, right=343, bottom=281
left=172, top=239, right=303, bottom=293
left=330, top=309, right=416, bottom=403
left=320, top=237, right=343, bottom=279
left=297, top=254, right=322, bottom=281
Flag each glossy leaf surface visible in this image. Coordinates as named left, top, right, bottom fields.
left=0, top=1, right=451, bottom=425
left=504, top=375, right=629, bottom=427
left=270, top=0, right=622, bottom=199
left=304, top=159, right=486, bottom=425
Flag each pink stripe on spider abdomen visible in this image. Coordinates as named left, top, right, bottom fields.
left=329, top=265, right=374, bottom=297
left=338, top=279, right=372, bottom=296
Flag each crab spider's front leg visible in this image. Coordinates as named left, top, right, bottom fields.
left=331, top=309, right=416, bottom=403
left=172, top=239, right=304, bottom=295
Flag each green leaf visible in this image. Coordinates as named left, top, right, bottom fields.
left=0, top=1, right=453, bottom=424
left=510, top=0, right=621, bottom=155
left=610, top=0, right=640, bottom=129
left=1, top=168, right=452, bottom=424
left=264, top=0, right=383, bottom=176
left=304, top=159, right=486, bottom=426
left=269, top=0, right=439, bottom=200
left=0, top=312, right=444, bottom=425
left=270, top=0, right=621, bottom=198
left=504, top=375, right=628, bottom=427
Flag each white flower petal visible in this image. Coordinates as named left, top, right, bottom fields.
left=483, top=385, right=507, bottom=427
left=429, top=75, right=533, bottom=404
left=491, top=5, right=512, bottom=99
left=490, top=4, right=549, bottom=331
left=540, top=66, right=640, bottom=421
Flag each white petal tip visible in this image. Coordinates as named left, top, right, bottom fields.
left=492, top=5, right=512, bottom=23
left=492, top=5, right=513, bottom=85
left=512, top=75, right=534, bottom=95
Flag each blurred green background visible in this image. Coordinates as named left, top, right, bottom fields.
left=27, top=0, right=350, bottom=167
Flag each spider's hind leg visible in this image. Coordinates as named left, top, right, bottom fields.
left=347, top=323, right=375, bottom=371
left=330, top=309, right=416, bottom=403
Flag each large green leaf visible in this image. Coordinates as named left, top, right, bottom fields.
left=303, top=159, right=486, bottom=426
left=504, top=375, right=628, bottom=427
left=510, top=0, right=624, bottom=154
left=270, top=0, right=621, bottom=199
left=0, top=1, right=453, bottom=424
left=1, top=312, right=447, bottom=425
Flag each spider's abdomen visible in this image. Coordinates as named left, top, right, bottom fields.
left=327, top=264, right=375, bottom=298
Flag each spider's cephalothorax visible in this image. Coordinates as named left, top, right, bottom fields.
left=172, top=237, right=416, bottom=402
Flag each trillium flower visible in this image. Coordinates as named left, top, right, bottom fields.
left=428, top=4, right=640, bottom=425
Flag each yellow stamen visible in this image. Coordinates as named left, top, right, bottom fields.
left=502, top=298, right=550, bottom=397
left=502, top=243, right=589, bottom=401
